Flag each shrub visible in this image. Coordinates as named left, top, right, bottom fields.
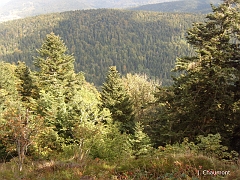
left=196, top=133, right=239, bottom=161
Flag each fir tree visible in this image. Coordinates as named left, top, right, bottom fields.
left=34, top=32, right=75, bottom=91
left=15, top=61, right=37, bottom=108
left=130, top=122, right=152, bottom=158
left=34, top=32, right=77, bottom=143
left=100, top=66, right=135, bottom=134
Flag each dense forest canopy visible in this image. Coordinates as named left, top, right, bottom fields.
left=0, top=0, right=240, bottom=179
left=0, top=9, right=203, bottom=86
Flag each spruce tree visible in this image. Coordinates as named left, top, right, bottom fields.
left=100, top=66, right=135, bottom=134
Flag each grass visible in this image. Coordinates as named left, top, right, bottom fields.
left=0, top=152, right=239, bottom=180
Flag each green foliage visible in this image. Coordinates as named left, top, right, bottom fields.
left=130, top=122, right=152, bottom=158
left=34, top=32, right=78, bottom=144
left=122, top=74, right=162, bottom=149
left=196, top=133, right=239, bottom=161
left=122, top=73, right=158, bottom=121
left=0, top=63, right=19, bottom=160
left=0, top=137, right=239, bottom=179
left=100, top=66, right=135, bottom=134
left=0, top=61, right=44, bottom=169
left=0, top=62, right=19, bottom=111
left=0, top=103, right=44, bottom=171
left=1, top=1, right=240, bottom=177
left=114, top=149, right=235, bottom=180
left=32, top=127, right=65, bottom=159
left=15, top=61, right=37, bottom=106
left=90, top=130, right=132, bottom=161
left=157, top=134, right=239, bottom=163
left=156, top=0, right=240, bottom=151
left=32, top=33, right=111, bottom=161
left=67, top=80, right=101, bottom=125
left=34, top=32, right=75, bottom=90
left=73, top=116, right=132, bottom=161
left=0, top=9, right=200, bottom=86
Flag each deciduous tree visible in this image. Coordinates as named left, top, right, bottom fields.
left=0, top=108, right=43, bottom=171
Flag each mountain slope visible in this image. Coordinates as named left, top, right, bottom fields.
left=131, top=0, right=222, bottom=13
left=0, top=9, right=204, bottom=86
left=0, top=0, right=179, bottom=22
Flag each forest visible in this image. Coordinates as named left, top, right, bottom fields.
left=0, top=9, right=202, bottom=86
left=0, top=0, right=240, bottom=179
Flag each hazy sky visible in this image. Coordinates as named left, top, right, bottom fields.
left=0, top=0, right=11, bottom=7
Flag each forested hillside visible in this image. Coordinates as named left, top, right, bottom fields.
left=0, top=1, right=240, bottom=179
left=0, top=9, right=203, bottom=86
left=131, top=0, right=222, bottom=13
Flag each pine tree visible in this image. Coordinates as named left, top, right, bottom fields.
left=100, top=66, right=135, bottom=134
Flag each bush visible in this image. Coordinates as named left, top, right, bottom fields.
left=73, top=119, right=132, bottom=162
left=196, top=133, right=239, bottom=161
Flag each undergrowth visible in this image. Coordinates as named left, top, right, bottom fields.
left=0, top=134, right=239, bottom=180
left=0, top=152, right=239, bottom=180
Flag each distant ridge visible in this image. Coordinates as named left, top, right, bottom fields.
left=131, top=0, right=222, bottom=13
left=0, top=0, right=179, bottom=22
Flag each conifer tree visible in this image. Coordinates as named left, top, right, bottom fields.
left=0, top=62, right=19, bottom=106
left=0, top=62, right=43, bottom=170
left=0, top=62, right=19, bottom=159
left=130, top=122, right=152, bottom=158
left=159, top=0, right=240, bottom=150
left=34, top=32, right=77, bottom=142
left=15, top=61, right=37, bottom=109
left=34, top=32, right=75, bottom=91
left=100, top=66, right=135, bottom=134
